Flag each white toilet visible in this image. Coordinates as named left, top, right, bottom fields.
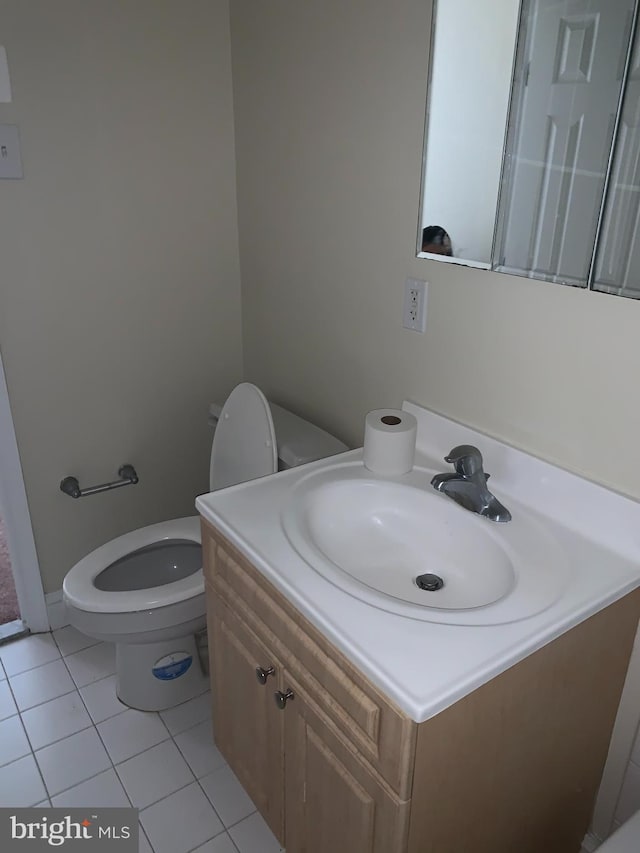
left=63, top=383, right=347, bottom=711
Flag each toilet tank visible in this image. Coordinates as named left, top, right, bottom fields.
left=208, top=401, right=348, bottom=469
left=269, top=402, right=348, bottom=468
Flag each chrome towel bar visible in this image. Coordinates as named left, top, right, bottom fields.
left=60, top=464, right=139, bottom=499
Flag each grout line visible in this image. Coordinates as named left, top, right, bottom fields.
left=184, top=827, right=238, bottom=853
left=156, top=698, right=242, bottom=844
left=52, top=637, right=101, bottom=659
left=21, top=716, right=95, bottom=755
left=139, top=824, right=153, bottom=852
left=1, top=661, right=50, bottom=799
left=1, top=655, right=63, bottom=679
left=136, top=778, right=202, bottom=816
left=7, top=648, right=92, bottom=715
left=46, top=649, right=128, bottom=804
left=0, top=715, right=34, bottom=768
left=223, top=809, right=259, bottom=832
left=13, top=686, right=79, bottom=715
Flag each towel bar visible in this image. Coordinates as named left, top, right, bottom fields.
left=60, top=464, right=139, bottom=499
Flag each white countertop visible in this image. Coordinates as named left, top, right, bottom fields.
left=196, top=403, right=640, bottom=723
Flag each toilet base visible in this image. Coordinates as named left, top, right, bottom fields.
left=115, top=633, right=209, bottom=711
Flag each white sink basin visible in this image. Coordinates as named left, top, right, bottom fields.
left=281, top=462, right=569, bottom=625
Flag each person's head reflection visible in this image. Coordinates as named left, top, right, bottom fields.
left=422, top=225, right=452, bottom=256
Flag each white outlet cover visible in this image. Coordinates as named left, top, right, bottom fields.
left=403, top=277, right=428, bottom=332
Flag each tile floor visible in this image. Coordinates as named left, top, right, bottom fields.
left=0, top=628, right=284, bottom=853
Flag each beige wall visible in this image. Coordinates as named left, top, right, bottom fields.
left=0, top=0, right=243, bottom=593
left=231, top=0, right=640, bottom=500
left=3, top=0, right=640, bottom=595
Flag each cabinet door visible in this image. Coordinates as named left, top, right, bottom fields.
left=283, top=671, right=410, bottom=853
left=208, top=591, right=284, bottom=842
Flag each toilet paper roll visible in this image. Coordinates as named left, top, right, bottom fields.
left=363, top=409, right=418, bottom=476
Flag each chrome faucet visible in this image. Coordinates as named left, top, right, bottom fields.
left=431, top=445, right=512, bottom=523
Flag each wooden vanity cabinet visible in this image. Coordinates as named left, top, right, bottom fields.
left=207, top=594, right=284, bottom=839
left=282, top=669, right=411, bottom=853
left=202, top=519, right=640, bottom=853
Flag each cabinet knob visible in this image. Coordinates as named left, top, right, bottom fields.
left=274, top=688, right=294, bottom=709
left=255, top=665, right=275, bottom=685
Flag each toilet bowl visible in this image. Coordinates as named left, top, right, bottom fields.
left=63, top=383, right=347, bottom=711
left=595, top=811, right=640, bottom=852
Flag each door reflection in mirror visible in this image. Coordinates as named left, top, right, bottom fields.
left=494, top=0, right=634, bottom=287
left=419, top=0, right=640, bottom=299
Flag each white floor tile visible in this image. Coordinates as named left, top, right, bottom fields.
left=51, top=768, right=131, bottom=808
left=116, top=739, right=195, bottom=808
left=97, top=708, right=169, bottom=764
left=229, top=812, right=283, bottom=853
left=35, top=727, right=111, bottom=796
left=0, top=633, right=60, bottom=676
left=201, top=764, right=256, bottom=828
left=160, top=690, right=211, bottom=735
left=174, top=720, right=226, bottom=779
left=53, top=625, right=99, bottom=657
left=0, top=714, right=31, bottom=766
left=64, top=642, right=116, bottom=688
left=21, top=690, right=93, bottom=750
left=9, top=658, right=76, bottom=711
left=0, top=754, right=47, bottom=806
left=192, top=833, right=239, bottom=853
left=33, top=799, right=51, bottom=808
left=80, top=675, right=127, bottom=723
left=0, top=662, right=6, bottom=680
left=0, top=678, right=17, bottom=720
left=140, top=781, right=224, bottom=853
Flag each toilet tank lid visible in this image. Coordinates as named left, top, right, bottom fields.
left=269, top=402, right=348, bottom=468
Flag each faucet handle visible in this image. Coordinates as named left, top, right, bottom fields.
left=444, top=444, right=484, bottom=477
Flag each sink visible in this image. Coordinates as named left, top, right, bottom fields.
left=285, top=474, right=514, bottom=610
left=281, top=461, right=569, bottom=625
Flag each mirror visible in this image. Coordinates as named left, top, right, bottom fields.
left=419, top=0, right=640, bottom=299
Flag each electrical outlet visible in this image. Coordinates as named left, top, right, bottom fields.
left=402, top=277, right=428, bottom=332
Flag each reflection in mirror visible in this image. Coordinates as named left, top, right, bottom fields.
left=420, top=0, right=519, bottom=267
left=419, top=0, right=640, bottom=299
left=593, top=30, right=640, bottom=298
left=494, top=0, right=634, bottom=286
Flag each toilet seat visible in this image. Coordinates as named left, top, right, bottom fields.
left=63, top=516, right=202, bottom=614
left=209, top=382, right=277, bottom=490
left=64, top=385, right=280, bottom=618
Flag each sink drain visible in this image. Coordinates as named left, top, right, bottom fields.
left=415, top=573, right=445, bottom=592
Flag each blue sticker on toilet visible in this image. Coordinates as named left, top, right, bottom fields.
left=152, top=652, right=193, bottom=680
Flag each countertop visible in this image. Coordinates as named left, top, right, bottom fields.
left=196, top=403, right=640, bottom=723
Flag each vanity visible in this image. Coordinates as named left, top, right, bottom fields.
left=196, top=403, right=640, bottom=853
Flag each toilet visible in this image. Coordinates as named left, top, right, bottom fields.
left=63, top=383, right=347, bottom=711
left=595, top=811, right=640, bottom=852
